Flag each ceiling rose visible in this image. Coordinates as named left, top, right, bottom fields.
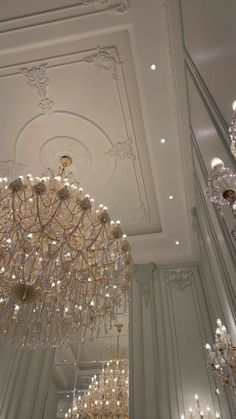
left=0, top=157, right=132, bottom=348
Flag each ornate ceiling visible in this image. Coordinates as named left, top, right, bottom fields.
left=0, top=0, right=196, bottom=262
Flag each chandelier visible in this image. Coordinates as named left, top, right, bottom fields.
left=181, top=394, right=220, bottom=418
left=206, top=157, right=236, bottom=239
left=205, top=319, right=236, bottom=396
left=65, top=324, right=129, bottom=419
left=206, top=103, right=236, bottom=240
left=0, top=156, right=132, bottom=348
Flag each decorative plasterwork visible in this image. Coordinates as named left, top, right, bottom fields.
left=84, top=47, right=121, bottom=80
left=0, top=1, right=131, bottom=34
left=141, top=283, right=151, bottom=308
left=106, top=138, right=136, bottom=160
left=165, top=270, right=194, bottom=292
left=21, top=64, right=55, bottom=117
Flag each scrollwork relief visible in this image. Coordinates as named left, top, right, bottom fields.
left=84, top=47, right=121, bottom=80
left=106, top=137, right=135, bottom=160
left=21, top=64, right=55, bottom=117
left=165, top=270, right=194, bottom=292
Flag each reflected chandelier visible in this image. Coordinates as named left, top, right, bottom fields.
left=0, top=156, right=132, bottom=348
left=205, top=319, right=236, bottom=396
left=65, top=324, right=129, bottom=419
left=181, top=394, right=220, bottom=418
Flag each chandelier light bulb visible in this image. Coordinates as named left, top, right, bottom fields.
left=232, top=100, right=236, bottom=111
left=216, top=319, right=222, bottom=327
left=210, top=157, right=224, bottom=170
left=194, top=394, right=199, bottom=400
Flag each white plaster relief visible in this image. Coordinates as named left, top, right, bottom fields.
left=141, top=283, right=151, bottom=308
left=84, top=47, right=121, bottom=80
left=21, top=64, right=55, bottom=117
left=165, top=269, right=194, bottom=291
left=106, top=138, right=135, bottom=160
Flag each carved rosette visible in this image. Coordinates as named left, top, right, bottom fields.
left=84, top=47, right=121, bottom=80
left=165, top=270, right=194, bottom=292
left=106, top=138, right=136, bottom=160
left=21, top=63, right=55, bottom=117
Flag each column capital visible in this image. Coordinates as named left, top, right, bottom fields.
left=133, top=263, right=156, bottom=282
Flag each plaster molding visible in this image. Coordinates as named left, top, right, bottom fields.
left=106, top=137, right=135, bottom=160
left=123, top=201, right=149, bottom=224
left=141, top=282, right=151, bottom=308
left=21, top=64, right=55, bottom=116
left=84, top=47, right=121, bottom=80
left=0, top=1, right=131, bottom=34
left=165, top=269, right=194, bottom=291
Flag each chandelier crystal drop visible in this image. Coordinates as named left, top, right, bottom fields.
left=229, top=100, right=236, bottom=158
left=0, top=164, right=132, bottom=348
left=205, top=319, right=236, bottom=396
left=65, top=324, right=129, bottom=419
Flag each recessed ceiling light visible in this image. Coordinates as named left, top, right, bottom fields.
left=160, top=138, right=166, bottom=144
left=175, top=240, right=180, bottom=245
left=150, top=63, right=157, bottom=71
left=64, top=359, right=67, bottom=362
left=169, top=195, right=174, bottom=200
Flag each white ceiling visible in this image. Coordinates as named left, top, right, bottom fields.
left=0, top=0, right=197, bottom=264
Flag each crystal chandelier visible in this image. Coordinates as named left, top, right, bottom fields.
left=206, top=103, right=236, bottom=240
left=205, top=319, right=236, bottom=396
left=65, top=324, right=129, bottom=419
left=0, top=156, right=132, bottom=348
left=206, top=157, right=236, bottom=239
left=180, top=394, right=220, bottom=418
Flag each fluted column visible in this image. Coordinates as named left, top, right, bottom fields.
left=0, top=346, right=54, bottom=419
left=130, top=263, right=163, bottom=419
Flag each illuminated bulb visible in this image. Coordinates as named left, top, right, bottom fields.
left=194, top=394, right=199, bottom=400
left=211, top=158, right=224, bottom=170
left=205, top=343, right=211, bottom=350
left=189, top=407, right=193, bottom=413
left=175, top=240, right=180, bottom=245
left=180, top=415, right=185, bottom=419
left=169, top=195, right=174, bottom=200
left=216, top=319, right=222, bottom=327
left=216, top=413, right=220, bottom=418
left=232, top=100, right=236, bottom=111
left=200, top=411, right=204, bottom=416
left=160, top=138, right=166, bottom=144
left=150, top=63, right=157, bottom=71
left=207, top=406, right=210, bottom=412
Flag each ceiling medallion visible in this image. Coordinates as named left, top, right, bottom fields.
left=0, top=157, right=132, bottom=348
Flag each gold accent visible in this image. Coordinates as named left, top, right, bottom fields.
left=223, top=189, right=236, bottom=204
left=60, top=155, right=72, bottom=167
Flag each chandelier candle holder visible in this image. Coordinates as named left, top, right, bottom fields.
left=65, top=324, right=129, bottom=419
left=205, top=319, right=236, bottom=395
left=180, top=394, right=220, bottom=418
left=0, top=156, right=132, bottom=348
left=206, top=158, right=236, bottom=239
